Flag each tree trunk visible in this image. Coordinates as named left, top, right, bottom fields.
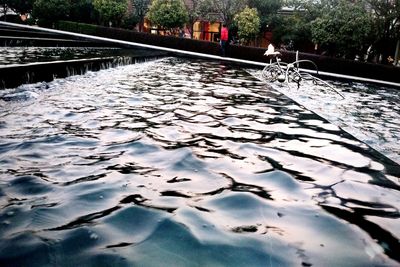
left=139, top=17, right=144, bottom=32
left=394, top=39, right=400, bottom=65
left=3, top=5, right=7, bottom=21
left=190, top=23, right=194, bottom=39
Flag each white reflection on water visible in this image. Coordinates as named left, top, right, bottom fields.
left=250, top=70, right=400, bottom=164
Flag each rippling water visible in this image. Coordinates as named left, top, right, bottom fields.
left=0, top=47, right=116, bottom=65
left=0, top=47, right=122, bottom=65
left=0, top=58, right=399, bottom=266
left=250, top=70, right=400, bottom=165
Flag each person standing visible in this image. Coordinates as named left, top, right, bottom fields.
left=220, top=24, right=229, bottom=56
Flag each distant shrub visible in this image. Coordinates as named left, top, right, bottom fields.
left=37, top=19, right=54, bottom=28
left=33, top=0, right=71, bottom=22
left=0, top=14, right=22, bottom=24
left=57, top=21, right=98, bottom=35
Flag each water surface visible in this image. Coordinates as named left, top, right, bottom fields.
left=0, top=58, right=399, bottom=266
left=0, top=47, right=159, bottom=66
left=249, top=70, right=400, bottom=164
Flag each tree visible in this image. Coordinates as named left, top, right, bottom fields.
left=93, top=0, right=128, bottom=26
left=131, top=0, right=150, bottom=31
left=272, top=13, right=313, bottom=51
left=146, top=0, right=188, bottom=33
left=32, top=0, right=72, bottom=21
left=1, top=0, right=10, bottom=21
left=271, top=0, right=318, bottom=51
left=367, top=0, right=400, bottom=63
left=310, top=0, right=374, bottom=58
left=248, top=0, right=281, bottom=30
left=184, top=0, right=207, bottom=38
left=1, top=0, right=34, bottom=21
left=201, top=0, right=247, bottom=26
left=234, top=6, right=260, bottom=45
left=70, top=0, right=94, bottom=23
left=6, top=0, right=33, bottom=14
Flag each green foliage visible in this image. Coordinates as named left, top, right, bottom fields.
left=368, top=0, right=400, bottom=39
left=57, top=20, right=98, bottom=35
left=272, top=13, right=312, bottom=50
left=234, top=6, right=260, bottom=45
left=201, top=0, right=247, bottom=26
left=121, top=13, right=140, bottom=29
left=248, top=0, right=281, bottom=15
left=4, top=0, right=34, bottom=14
left=184, top=0, right=207, bottom=37
left=93, top=0, right=128, bottom=26
left=70, top=0, right=94, bottom=23
left=147, top=0, right=188, bottom=30
left=310, top=0, right=374, bottom=58
left=278, top=0, right=399, bottom=61
left=132, top=0, right=151, bottom=31
left=33, top=0, right=94, bottom=24
left=32, top=0, right=71, bottom=21
left=248, top=0, right=281, bottom=30
left=367, top=0, right=400, bottom=60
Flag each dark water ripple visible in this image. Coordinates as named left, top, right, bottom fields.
left=0, top=58, right=399, bottom=266
left=0, top=47, right=120, bottom=65
left=250, top=69, right=400, bottom=165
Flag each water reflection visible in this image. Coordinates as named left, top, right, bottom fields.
left=251, top=70, right=400, bottom=165
left=0, top=47, right=122, bottom=65
left=0, top=47, right=161, bottom=67
left=0, top=58, right=399, bottom=266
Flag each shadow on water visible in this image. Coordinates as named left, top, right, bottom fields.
left=0, top=57, right=399, bottom=266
